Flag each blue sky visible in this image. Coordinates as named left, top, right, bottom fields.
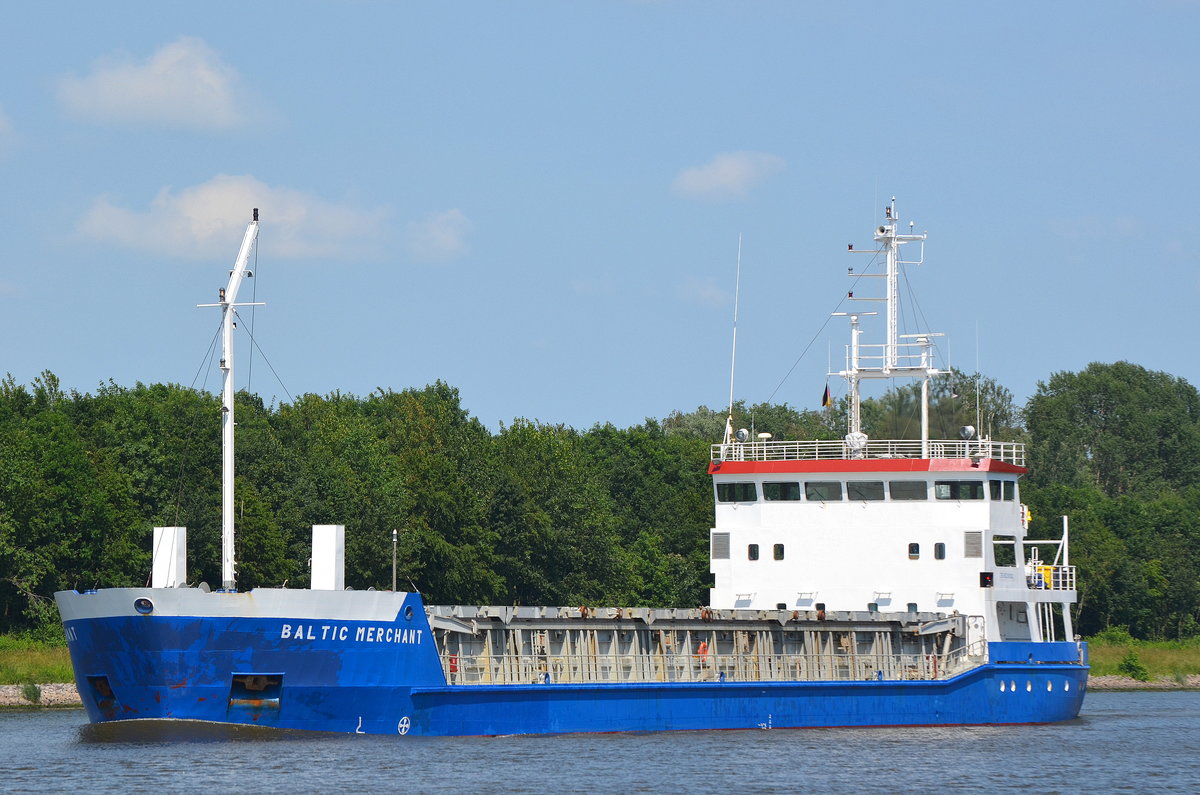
left=1, top=2, right=1196, bottom=431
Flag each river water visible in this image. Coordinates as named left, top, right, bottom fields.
left=2, top=692, right=1197, bottom=793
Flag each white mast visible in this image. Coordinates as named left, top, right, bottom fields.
left=837, top=198, right=943, bottom=455
left=199, top=209, right=263, bottom=591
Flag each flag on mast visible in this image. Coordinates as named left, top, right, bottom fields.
left=821, top=384, right=831, bottom=408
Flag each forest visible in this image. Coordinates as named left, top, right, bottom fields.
left=1, top=360, right=1198, bottom=641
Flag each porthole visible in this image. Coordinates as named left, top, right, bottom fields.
left=1026, top=681, right=1032, bottom=692
left=403, top=605, right=414, bottom=621
left=1000, top=680, right=1006, bottom=692
left=1047, top=681, right=1053, bottom=692
left=1064, top=681, right=1071, bottom=692
left=1010, top=680, right=1016, bottom=692
left=133, top=597, right=154, bottom=615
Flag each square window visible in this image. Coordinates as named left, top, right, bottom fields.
left=748, top=544, right=759, bottom=561
left=935, top=481, right=984, bottom=500
left=763, top=481, right=802, bottom=501
left=889, top=481, right=928, bottom=500
left=773, top=543, right=784, bottom=561
left=1003, top=481, right=1016, bottom=501
left=847, top=481, right=885, bottom=500
left=908, top=542, right=920, bottom=559
left=805, top=481, right=843, bottom=501
left=934, top=542, right=946, bottom=560
left=717, top=482, right=758, bottom=502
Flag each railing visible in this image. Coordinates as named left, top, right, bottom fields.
left=1026, top=565, right=1077, bottom=591
left=711, top=438, right=1025, bottom=466
left=439, top=645, right=987, bottom=686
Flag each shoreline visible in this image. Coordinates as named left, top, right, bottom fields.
left=3, top=675, right=1198, bottom=709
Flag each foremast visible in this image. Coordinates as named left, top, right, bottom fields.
left=837, top=197, right=945, bottom=456
left=199, top=209, right=262, bottom=591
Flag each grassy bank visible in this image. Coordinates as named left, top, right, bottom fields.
left=0, top=635, right=72, bottom=686
left=1083, top=626, right=1200, bottom=681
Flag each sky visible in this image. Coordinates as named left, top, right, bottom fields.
left=1, top=2, right=1197, bottom=432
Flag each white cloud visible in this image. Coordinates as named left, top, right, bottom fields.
left=672, top=151, right=785, bottom=201
left=676, top=277, right=729, bottom=308
left=58, top=37, right=251, bottom=129
left=405, top=209, right=472, bottom=261
left=78, top=174, right=387, bottom=259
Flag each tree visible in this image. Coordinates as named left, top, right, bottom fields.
left=1024, top=362, right=1200, bottom=497
left=861, top=370, right=1022, bottom=441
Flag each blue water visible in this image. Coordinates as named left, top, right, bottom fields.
left=2, top=692, right=1197, bottom=792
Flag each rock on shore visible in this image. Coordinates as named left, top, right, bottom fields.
left=1087, top=674, right=1200, bottom=690
left=0, top=683, right=82, bottom=707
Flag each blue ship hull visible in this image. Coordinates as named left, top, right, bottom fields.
left=57, top=589, right=1088, bottom=736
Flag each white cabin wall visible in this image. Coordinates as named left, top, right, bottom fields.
left=709, top=474, right=1018, bottom=621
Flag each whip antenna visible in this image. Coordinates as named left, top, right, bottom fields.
left=724, top=235, right=742, bottom=445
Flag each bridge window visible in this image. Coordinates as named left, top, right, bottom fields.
left=934, top=480, right=984, bottom=500
left=889, top=481, right=928, bottom=500
left=748, top=544, right=760, bottom=561
left=763, top=481, right=802, bottom=501
left=934, top=542, right=946, bottom=560
left=989, top=480, right=1017, bottom=501
left=847, top=481, right=885, bottom=501
left=908, top=543, right=920, bottom=559
left=805, top=481, right=843, bottom=501
left=773, top=543, right=785, bottom=560
left=717, top=482, right=757, bottom=502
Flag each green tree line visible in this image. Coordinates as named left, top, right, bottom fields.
left=1, top=361, right=1197, bottom=640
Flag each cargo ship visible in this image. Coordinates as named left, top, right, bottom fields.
left=56, top=201, right=1087, bottom=735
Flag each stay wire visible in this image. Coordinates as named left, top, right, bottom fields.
left=764, top=251, right=882, bottom=406
left=168, top=318, right=224, bottom=534
left=236, top=307, right=294, bottom=404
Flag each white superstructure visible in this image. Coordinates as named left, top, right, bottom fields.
left=709, top=201, right=1076, bottom=645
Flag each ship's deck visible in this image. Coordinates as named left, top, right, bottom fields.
left=427, top=606, right=985, bottom=686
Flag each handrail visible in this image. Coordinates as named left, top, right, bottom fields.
left=712, top=438, right=1025, bottom=466
left=1026, top=565, right=1077, bottom=591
